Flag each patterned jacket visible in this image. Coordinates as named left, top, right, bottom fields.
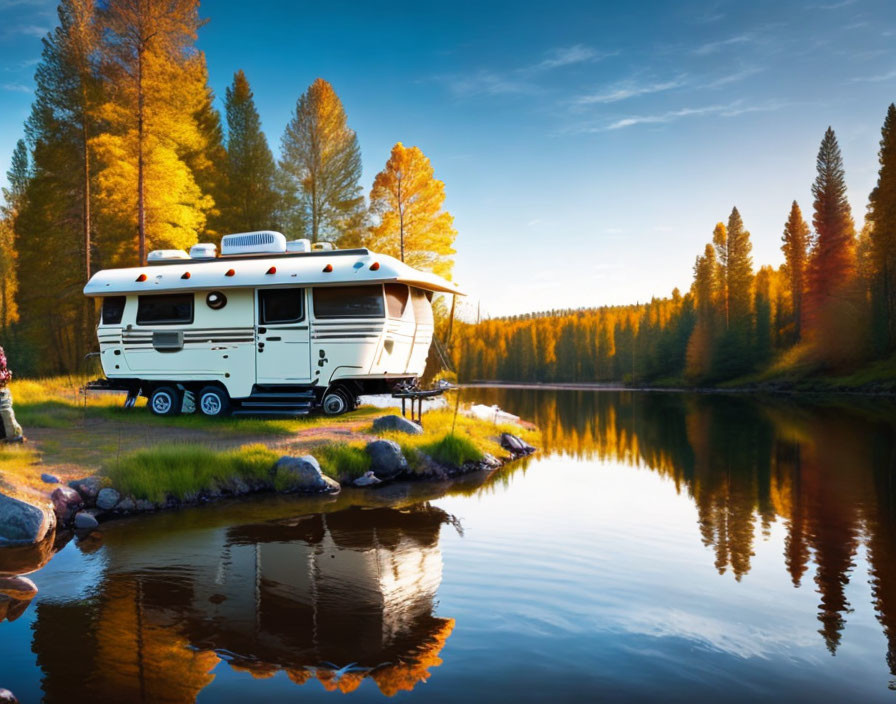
left=0, top=347, right=11, bottom=389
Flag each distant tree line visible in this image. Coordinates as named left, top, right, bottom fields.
left=0, top=0, right=456, bottom=375
left=453, top=113, right=896, bottom=385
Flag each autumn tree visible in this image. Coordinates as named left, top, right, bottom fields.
left=220, top=70, right=280, bottom=233
left=867, top=104, right=896, bottom=351
left=280, top=78, right=364, bottom=244
left=94, top=0, right=211, bottom=264
left=686, top=244, right=720, bottom=379
left=781, top=200, right=810, bottom=340
left=0, top=140, right=27, bottom=335
left=807, top=127, right=860, bottom=362
left=724, top=207, right=754, bottom=327
left=712, top=221, right=728, bottom=325
left=367, top=142, right=457, bottom=278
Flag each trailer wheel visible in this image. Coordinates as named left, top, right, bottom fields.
left=198, top=386, right=231, bottom=418
left=149, top=386, right=181, bottom=417
left=322, top=387, right=351, bottom=416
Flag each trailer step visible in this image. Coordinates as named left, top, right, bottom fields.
left=239, top=400, right=315, bottom=409
left=246, top=391, right=316, bottom=400
left=232, top=408, right=312, bottom=417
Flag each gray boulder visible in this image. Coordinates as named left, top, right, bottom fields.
left=0, top=575, right=38, bottom=600
left=116, top=496, right=136, bottom=513
left=353, top=471, right=382, bottom=487
left=481, top=452, right=502, bottom=468
left=40, top=473, right=59, bottom=485
left=69, top=476, right=104, bottom=504
left=0, top=687, right=18, bottom=703
left=0, top=493, right=55, bottom=546
left=73, top=512, right=98, bottom=532
left=50, top=486, right=83, bottom=524
left=96, top=488, right=121, bottom=511
left=135, top=499, right=155, bottom=512
left=365, top=440, right=408, bottom=480
left=500, top=433, right=536, bottom=456
left=274, top=456, right=340, bottom=494
left=372, top=414, right=423, bottom=435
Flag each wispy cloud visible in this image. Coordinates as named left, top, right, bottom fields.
left=0, top=0, right=53, bottom=7
left=441, top=69, right=539, bottom=98
left=438, top=43, right=613, bottom=99
left=3, top=56, right=38, bottom=72
left=570, top=100, right=788, bottom=132
left=2, top=82, right=32, bottom=93
left=2, top=23, right=50, bottom=39
left=575, top=77, right=686, bottom=105
left=813, top=0, right=858, bottom=9
left=705, top=66, right=763, bottom=88
left=693, top=33, right=755, bottom=56
left=851, top=68, right=896, bottom=83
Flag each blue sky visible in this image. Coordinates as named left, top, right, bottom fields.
left=1, top=0, right=895, bottom=316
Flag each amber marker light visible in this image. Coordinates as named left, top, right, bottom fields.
left=225, top=268, right=235, bottom=277
left=135, top=273, right=147, bottom=282
left=323, top=264, right=333, bottom=272
left=266, top=266, right=277, bottom=275
left=370, top=262, right=380, bottom=271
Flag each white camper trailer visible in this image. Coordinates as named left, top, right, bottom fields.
left=82, top=231, right=460, bottom=417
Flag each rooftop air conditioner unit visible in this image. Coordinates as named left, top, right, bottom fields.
left=147, top=249, right=190, bottom=261
left=220, top=231, right=287, bottom=256
left=189, top=243, right=217, bottom=259
left=286, top=239, right=312, bottom=253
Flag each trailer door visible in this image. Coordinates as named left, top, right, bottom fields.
left=255, top=288, right=312, bottom=384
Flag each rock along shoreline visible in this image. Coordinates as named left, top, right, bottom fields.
left=21, top=416, right=537, bottom=543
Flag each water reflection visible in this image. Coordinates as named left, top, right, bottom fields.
left=476, top=387, right=896, bottom=673
left=30, top=504, right=455, bottom=701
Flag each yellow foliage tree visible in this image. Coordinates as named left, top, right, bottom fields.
left=367, top=143, right=456, bottom=279
left=92, top=0, right=212, bottom=265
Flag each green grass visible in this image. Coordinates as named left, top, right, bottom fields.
left=313, top=442, right=371, bottom=481
left=103, top=442, right=279, bottom=503
left=419, top=433, right=483, bottom=467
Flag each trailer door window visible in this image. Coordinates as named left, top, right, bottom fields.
left=101, top=296, right=126, bottom=325
left=385, top=284, right=409, bottom=318
left=260, top=288, right=304, bottom=324
left=313, top=286, right=385, bottom=318
left=136, top=293, right=194, bottom=325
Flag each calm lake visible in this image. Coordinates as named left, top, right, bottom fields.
left=2, top=388, right=896, bottom=702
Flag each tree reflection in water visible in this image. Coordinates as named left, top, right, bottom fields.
left=476, top=388, right=896, bottom=673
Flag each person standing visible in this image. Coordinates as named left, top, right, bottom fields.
left=0, top=346, right=23, bottom=443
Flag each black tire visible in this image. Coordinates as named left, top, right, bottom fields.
left=149, top=386, right=181, bottom=417
left=321, top=387, right=351, bottom=416
left=198, top=385, right=231, bottom=418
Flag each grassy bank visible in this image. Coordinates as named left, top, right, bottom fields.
left=94, top=406, right=536, bottom=503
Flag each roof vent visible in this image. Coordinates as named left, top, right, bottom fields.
left=148, top=249, right=190, bottom=261
left=220, top=231, right=287, bottom=256
left=190, top=243, right=217, bottom=259
left=287, top=239, right=311, bottom=253
left=312, top=241, right=336, bottom=251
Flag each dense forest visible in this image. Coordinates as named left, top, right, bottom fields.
left=453, top=115, right=896, bottom=386
left=0, top=0, right=457, bottom=376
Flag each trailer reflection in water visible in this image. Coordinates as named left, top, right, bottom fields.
left=31, top=505, right=455, bottom=701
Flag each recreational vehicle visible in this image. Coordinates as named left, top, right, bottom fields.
left=82, top=231, right=460, bottom=417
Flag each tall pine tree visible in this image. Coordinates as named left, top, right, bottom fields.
left=781, top=200, right=810, bottom=340
left=280, top=78, right=364, bottom=244
left=725, top=206, right=754, bottom=327
left=808, top=127, right=860, bottom=363
left=867, top=104, right=896, bottom=352
left=220, top=70, right=280, bottom=234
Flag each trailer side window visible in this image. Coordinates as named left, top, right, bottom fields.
left=313, top=286, right=385, bottom=318
left=136, top=293, right=194, bottom=325
left=101, top=296, right=126, bottom=325
left=260, top=288, right=304, bottom=324
left=411, top=288, right=434, bottom=325
left=384, top=284, right=409, bottom=318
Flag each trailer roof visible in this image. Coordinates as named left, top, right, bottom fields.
left=83, top=249, right=463, bottom=297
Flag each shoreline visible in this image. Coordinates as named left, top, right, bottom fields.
left=462, top=380, right=896, bottom=397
